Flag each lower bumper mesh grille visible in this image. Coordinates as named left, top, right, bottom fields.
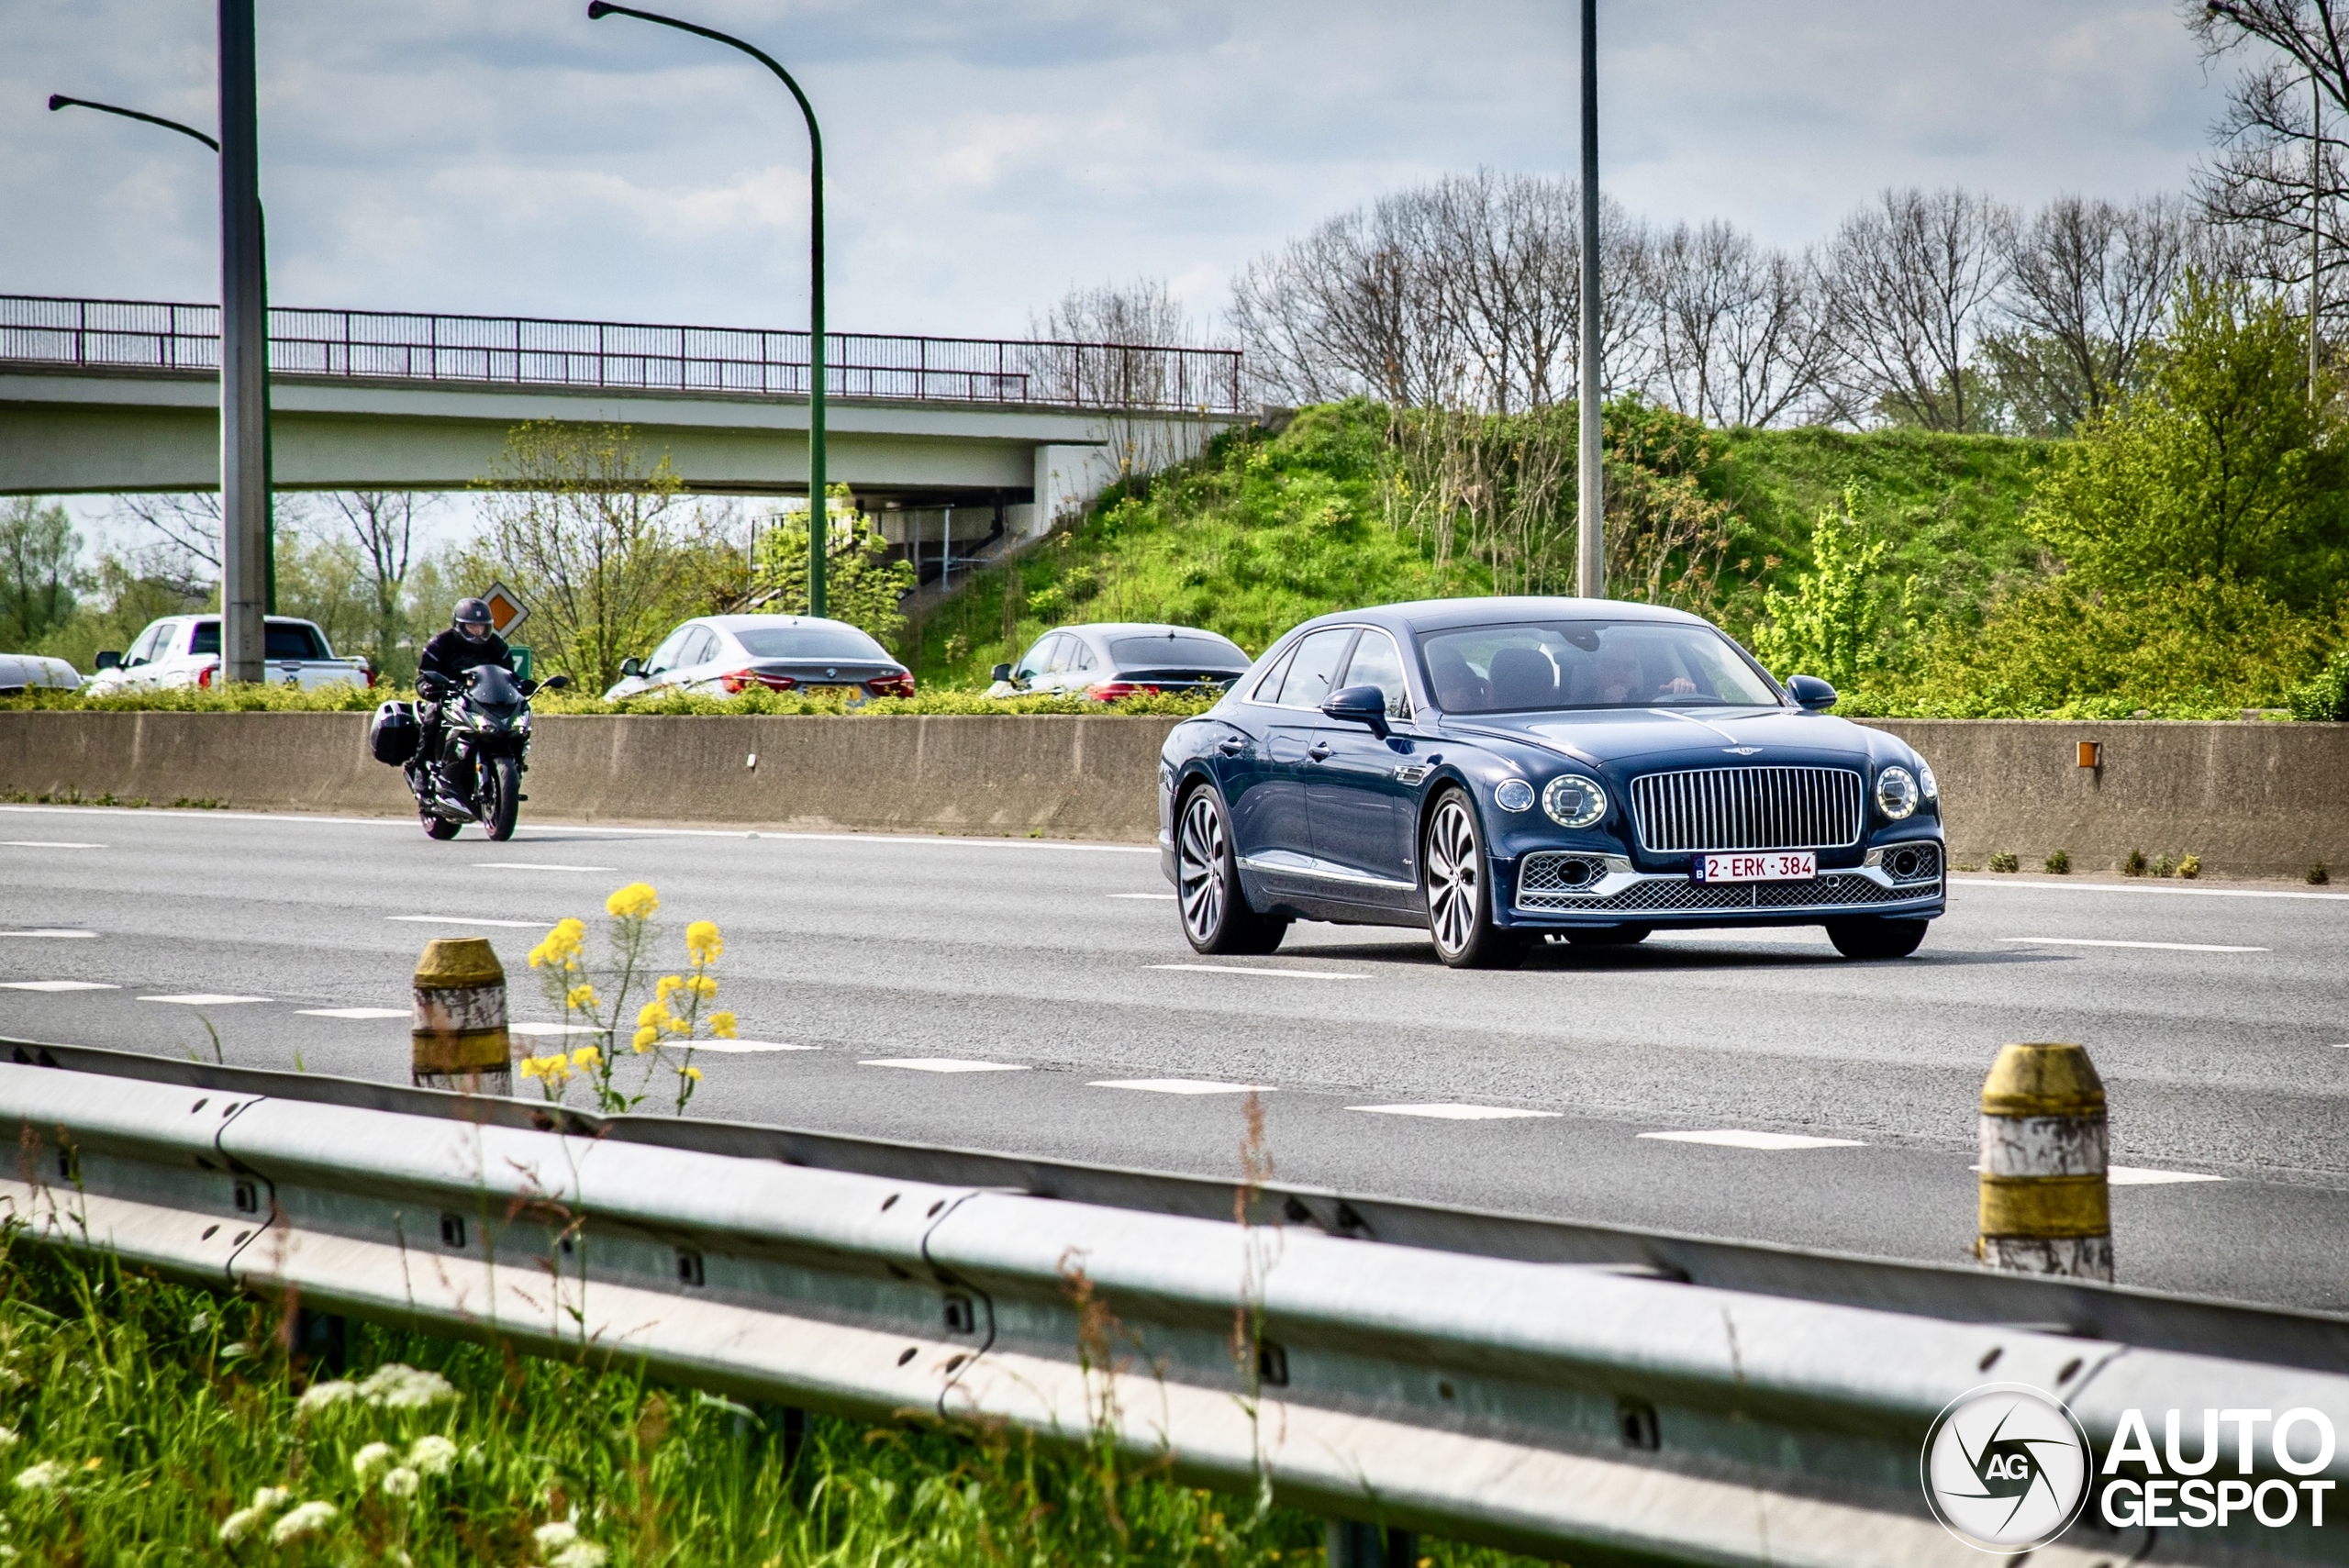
left=1515, top=867, right=1940, bottom=915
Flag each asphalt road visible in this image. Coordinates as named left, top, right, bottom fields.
left=5, top=801, right=2346, bottom=1313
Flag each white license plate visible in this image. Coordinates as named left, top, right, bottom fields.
left=1692, top=851, right=1816, bottom=884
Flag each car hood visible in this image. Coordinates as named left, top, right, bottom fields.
left=1446, top=706, right=1883, bottom=768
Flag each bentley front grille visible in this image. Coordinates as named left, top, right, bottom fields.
left=1630, top=766, right=1864, bottom=853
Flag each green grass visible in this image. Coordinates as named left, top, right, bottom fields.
left=0, top=1240, right=1529, bottom=1567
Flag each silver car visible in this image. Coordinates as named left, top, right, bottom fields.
left=987, top=622, right=1252, bottom=700
left=604, top=615, right=914, bottom=702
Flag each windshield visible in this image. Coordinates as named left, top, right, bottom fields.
left=465, top=664, right=524, bottom=706
left=731, top=626, right=885, bottom=660
left=1106, top=632, right=1249, bottom=670
left=1417, top=620, right=1781, bottom=713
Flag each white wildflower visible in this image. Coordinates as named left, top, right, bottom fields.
left=351, top=1441, right=395, bottom=1484
left=250, top=1485, right=293, bottom=1511
left=268, top=1500, right=338, bottom=1544
left=10, top=1462, right=61, bottom=1493
left=296, top=1379, right=360, bottom=1413
left=550, top=1543, right=609, bottom=1568
left=406, top=1434, right=459, bottom=1476
left=187, top=1311, right=211, bottom=1337
left=218, top=1341, right=250, bottom=1361
left=0, top=1429, right=17, bottom=1452
left=217, top=1507, right=266, bottom=1544
left=532, top=1521, right=580, bottom=1551
left=381, top=1466, right=420, bottom=1499
left=0, top=1543, right=18, bottom=1562
left=357, top=1363, right=458, bottom=1410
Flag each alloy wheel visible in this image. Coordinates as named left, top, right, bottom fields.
left=1425, top=795, right=1481, bottom=957
left=1177, top=792, right=1228, bottom=944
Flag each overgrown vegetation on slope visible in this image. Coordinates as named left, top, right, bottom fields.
left=0, top=1241, right=1524, bottom=1567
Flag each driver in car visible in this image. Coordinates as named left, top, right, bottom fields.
left=1596, top=648, right=1697, bottom=705
left=416, top=599, right=516, bottom=776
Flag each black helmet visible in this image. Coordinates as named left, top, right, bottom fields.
left=453, top=597, right=492, bottom=628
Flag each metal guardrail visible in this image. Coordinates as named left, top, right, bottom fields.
left=0, top=293, right=1247, bottom=413
left=7, top=1040, right=2347, bottom=1566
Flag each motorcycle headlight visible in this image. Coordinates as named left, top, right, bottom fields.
left=1876, top=766, right=1919, bottom=820
left=1542, top=773, right=1608, bottom=829
left=1917, top=759, right=1937, bottom=802
left=1494, top=778, right=1535, bottom=812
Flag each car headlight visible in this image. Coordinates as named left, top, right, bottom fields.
left=1542, top=773, right=1608, bottom=829
left=1876, top=766, right=1919, bottom=820
left=1494, top=778, right=1535, bottom=812
left=1917, top=759, right=1937, bottom=802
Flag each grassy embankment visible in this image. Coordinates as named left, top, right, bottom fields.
left=0, top=1240, right=1527, bottom=1566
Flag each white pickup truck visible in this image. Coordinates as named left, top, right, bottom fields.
left=83, top=616, right=372, bottom=694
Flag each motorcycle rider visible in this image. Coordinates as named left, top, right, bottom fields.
left=415, top=599, right=515, bottom=784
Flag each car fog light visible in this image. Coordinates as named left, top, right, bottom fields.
left=1495, top=778, right=1535, bottom=812
left=1543, top=773, right=1608, bottom=829
left=1876, top=766, right=1919, bottom=820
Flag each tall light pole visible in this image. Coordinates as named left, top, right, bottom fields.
left=49, top=91, right=277, bottom=622
left=1575, top=0, right=1604, bottom=600
left=217, top=0, right=269, bottom=680
left=587, top=2, right=829, bottom=616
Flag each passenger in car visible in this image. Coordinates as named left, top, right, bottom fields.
left=1428, top=646, right=1490, bottom=710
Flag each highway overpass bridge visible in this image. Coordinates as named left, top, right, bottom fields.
left=0, top=294, right=1251, bottom=539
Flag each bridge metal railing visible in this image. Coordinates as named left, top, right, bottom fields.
left=7, top=1038, right=2348, bottom=1566
left=0, top=293, right=1246, bottom=413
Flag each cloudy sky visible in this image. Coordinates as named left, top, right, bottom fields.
left=3, top=1, right=2251, bottom=345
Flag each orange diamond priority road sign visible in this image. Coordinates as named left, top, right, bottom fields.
left=478, top=582, right=530, bottom=638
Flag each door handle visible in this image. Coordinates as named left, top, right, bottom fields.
left=1308, top=741, right=1333, bottom=761
left=1217, top=739, right=1247, bottom=757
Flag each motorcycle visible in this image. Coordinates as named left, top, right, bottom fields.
left=370, top=665, right=569, bottom=841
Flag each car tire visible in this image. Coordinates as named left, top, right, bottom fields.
left=1826, top=917, right=1929, bottom=960
left=1175, top=785, right=1288, bottom=955
left=1564, top=924, right=1652, bottom=948
left=1422, top=789, right=1527, bottom=969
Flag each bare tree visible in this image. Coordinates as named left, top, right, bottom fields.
left=1230, top=202, right=1458, bottom=408
left=1986, top=195, right=2198, bottom=432
left=1822, top=187, right=2013, bottom=430
left=1645, top=222, right=1838, bottom=427
left=322, top=492, right=429, bottom=675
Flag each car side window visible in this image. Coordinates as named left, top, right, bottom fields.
left=1042, top=636, right=1080, bottom=676
left=1270, top=628, right=1358, bottom=709
left=1016, top=635, right=1062, bottom=681
left=677, top=628, right=718, bottom=668
left=645, top=628, right=692, bottom=675
left=1340, top=629, right=1413, bottom=719
left=125, top=624, right=164, bottom=665
left=1249, top=642, right=1298, bottom=704
left=1065, top=637, right=1097, bottom=673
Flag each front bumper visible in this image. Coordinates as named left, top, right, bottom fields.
left=1502, top=843, right=1944, bottom=928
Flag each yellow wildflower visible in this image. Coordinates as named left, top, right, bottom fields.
left=569, top=1046, right=602, bottom=1072
left=527, top=917, right=587, bottom=970
left=708, top=1011, right=738, bottom=1040
left=605, top=883, right=660, bottom=919
left=631, top=1027, right=659, bottom=1052
left=654, top=974, right=685, bottom=1003
left=678, top=1065, right=704, bottom=1082
left=518, top=1054, right=570, bottom=1084
left=637, top=1000, right=667, bottom=1029
left=685, top=920, right=722, bottom=964
left=685, top=974, right=718, bottom=1000
left=563, top=984, right=599, bottom=1012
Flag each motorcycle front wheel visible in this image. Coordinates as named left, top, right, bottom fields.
left=482, top=754, right=522, bottom=841
left=421, top=808, right=462, bottom=840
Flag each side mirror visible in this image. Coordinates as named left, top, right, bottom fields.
left=541, top=674, right=572, bottom=691
left=1787, top=674, right=1839, bottom=711
left=618, top=657, right=642, bottom=679
left=991, top=663, right=1014, bottom=684
left=95, top=651, right=121, bottom=671
left=1321, top=683, right=1391, bottom=739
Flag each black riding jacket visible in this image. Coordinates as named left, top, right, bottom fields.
left=418, top=628, right=515, bottom=684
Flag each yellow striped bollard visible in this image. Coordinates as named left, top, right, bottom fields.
left=410, top=938, right=512, bottom=1095
left=1976, top=1041, right=2111, bottom=1281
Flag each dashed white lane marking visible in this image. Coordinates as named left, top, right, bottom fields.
left=386, top=916, right=549, bottom=929
left=0, top=981, right=119, bottom=992
left=1641, top=1129, right=1865, bottom=1151
left=1147, top=964, right=1364, bottom=980
left=860, top=1058, right=1030, bottom=1073
left=509, top=1021, right=601, bottom=1037
left=471, top=862, right=618, bottom=873
left=2, top=840, right=104, bottom=849
left=2109, top=1165, right=2225, bottom=1185
left=1108, top=893, right=1176, bottom=900
left=1999, top=937, right=2270, bottom=953
left=691, top=1040, right=818, bottom=1053
left=142, top=993, right=271, bottom=1006
left=1348, top=1103, right=1562, bottom=1121
left=1954, top=875, right=2349, bottom=902
left=0, top=929, right=98, bottom=939
left=296, top=1007, right=409, bottom=1020
left=1090, top=1078, right=1276, bottom=1095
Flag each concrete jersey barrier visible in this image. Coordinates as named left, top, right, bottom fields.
left=2, top=709, right=2344, bottom=876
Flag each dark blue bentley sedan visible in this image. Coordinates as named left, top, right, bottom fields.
left=1156, top=597, right=1945, bottom=967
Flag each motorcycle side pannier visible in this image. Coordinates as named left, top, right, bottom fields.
left=368, top=700, right=418, bottom=765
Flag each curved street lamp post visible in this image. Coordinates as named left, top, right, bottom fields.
left=586, top=2, right=829, bottom=616
left=49, top=91, right=278, bottom=618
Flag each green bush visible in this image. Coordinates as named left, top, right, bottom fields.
left=2288, top=649, right=2349, bottom=720
left=0, top=682, right=1215, bottom=719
